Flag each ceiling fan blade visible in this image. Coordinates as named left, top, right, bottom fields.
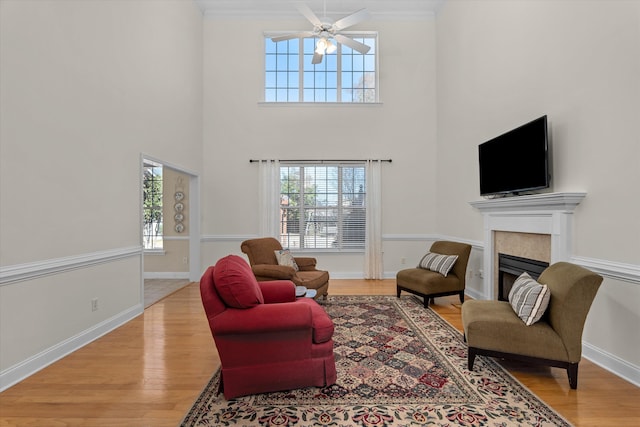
left=334, top=34, right=371, bottom=54
left=271, top=31, right=313, bottom=42
left=297, top=3, right=322, bottom=27
left=311, top=51, right=324, bottom=64
left=333, top=8, right=371, bottom=31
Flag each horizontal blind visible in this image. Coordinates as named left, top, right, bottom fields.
left=279, top=163, right=366, bottom=250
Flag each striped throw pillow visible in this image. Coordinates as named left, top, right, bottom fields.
left=508, top=272, right=551, bottom=326
left=417, top=252, right=458, bottom=277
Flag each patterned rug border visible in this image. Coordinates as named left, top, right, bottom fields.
left=181, top=295, right=573, bottom=427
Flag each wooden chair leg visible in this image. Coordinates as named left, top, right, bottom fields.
left=468, top=347, right=477, bottom=371
left=568, top=363, right=579, bottom=389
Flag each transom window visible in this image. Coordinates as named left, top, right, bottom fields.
left=279, top=163, right=366, bottom=250
left=265, top=34, right=377, bottom=103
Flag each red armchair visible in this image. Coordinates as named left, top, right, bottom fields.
left=200, top=254, right=337, bottom=399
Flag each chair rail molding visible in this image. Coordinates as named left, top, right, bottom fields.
left=0, top=246, right=142, bottom=286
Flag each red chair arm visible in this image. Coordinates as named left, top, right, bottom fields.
left=251, top=264, right=296, bottom=279
left=212, top=302, right=312, bottom=335
left=258, top=280, right=296, bottom=303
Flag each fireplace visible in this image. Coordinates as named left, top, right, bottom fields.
left=469, top=192, right=586, bottom=299
left=497, top=253, right=549, bottom=301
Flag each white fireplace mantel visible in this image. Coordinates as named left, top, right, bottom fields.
left=469, top=192, right=586, bottom=299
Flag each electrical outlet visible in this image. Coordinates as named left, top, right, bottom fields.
left=183, top=256, right=188, bottom=264
left=478, top=269, right=484, bottom=278
left=400, top=257, right=406, bottom=265
left=91, top=298, right=98, bottom=312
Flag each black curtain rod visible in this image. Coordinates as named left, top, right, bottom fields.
left=249, top=159, right=392, bottom=163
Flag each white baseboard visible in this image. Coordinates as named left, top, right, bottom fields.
left=582, top=341, right=640, bottom=387
left=0, top=304, right=143, bottom=392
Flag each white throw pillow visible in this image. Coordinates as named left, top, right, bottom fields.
left=274, top=249, right=299, bottom=271
left=417, top=252, right=458, bottom=277
left=508, top=272, right=550, bottom=326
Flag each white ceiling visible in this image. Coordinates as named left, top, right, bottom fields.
left=194, top=0, right=446, bottom=19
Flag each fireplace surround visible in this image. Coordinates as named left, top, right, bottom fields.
left=470, top=192, right=586, bottom=299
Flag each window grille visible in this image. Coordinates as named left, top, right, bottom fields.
left=265, top=34, right=377, bottom=103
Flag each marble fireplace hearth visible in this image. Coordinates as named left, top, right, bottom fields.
left=470, top=192, right=586, bottom=299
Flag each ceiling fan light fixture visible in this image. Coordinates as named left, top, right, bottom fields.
left=326, top=40, right=337, bottom=54
left=315, top=37, right=328, bottom=54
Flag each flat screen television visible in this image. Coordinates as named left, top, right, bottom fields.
left=478, top=115, right=550, bottom=196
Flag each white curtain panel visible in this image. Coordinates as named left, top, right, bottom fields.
left=258, top=160, right=280, bottom=238
left=364, top=159, right=383, bottom=279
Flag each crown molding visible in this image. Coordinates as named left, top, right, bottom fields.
left=194, top=0, right=445, bottom=20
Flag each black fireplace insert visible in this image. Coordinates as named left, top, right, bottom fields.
left=498, top=253, right=549, bottom=301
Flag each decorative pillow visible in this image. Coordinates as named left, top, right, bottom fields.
left=417, top=252, right=458, bottom=277
left=274, top=249, right=299, bottom=271
left=508, top=272, right=551, bottom=326
left=213, top=254, right=264, bottom=309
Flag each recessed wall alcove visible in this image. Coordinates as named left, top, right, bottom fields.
left=469, top=192, right=586, bottom=299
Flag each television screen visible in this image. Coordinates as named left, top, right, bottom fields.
left=478, top=115, right=550, bottom=196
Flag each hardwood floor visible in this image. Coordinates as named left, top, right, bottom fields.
left=1, top=279, right=638, bottom=426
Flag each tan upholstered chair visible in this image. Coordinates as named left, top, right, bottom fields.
left=462, top=262, right=603, bottom=389
left=396, top=241, right=472, bottom=307
left=241, top=237, right=329, bottom=299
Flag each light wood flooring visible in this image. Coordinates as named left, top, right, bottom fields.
left=1, top=279, right=638, bottom=426
left=144, top=279, right=191, bottom=308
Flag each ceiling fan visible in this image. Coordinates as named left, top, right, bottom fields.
left=271, top=2, right=371, bottom=65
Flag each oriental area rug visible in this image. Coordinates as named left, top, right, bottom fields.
left=181, top=295, right=571, bottom=427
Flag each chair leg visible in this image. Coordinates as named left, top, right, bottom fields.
left=217, top=372, right=224, bottom=396
left=459, top=291, right=465, bottom=304
left=396, top=286, right=401, bottom=298
left=567, top=363, right=579, bottom=389
left=468, top=347, right=477, bottom=371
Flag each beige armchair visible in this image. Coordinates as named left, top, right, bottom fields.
left=240, top=237, right=329, bottom=299
left=462, top=262, right=603, bottom=389
left=396, top=241, right=472, bottom=307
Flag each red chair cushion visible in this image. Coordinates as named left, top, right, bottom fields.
left=213, top=255, right=264, bottom=308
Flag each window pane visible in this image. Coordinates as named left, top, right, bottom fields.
left=265, top=88, right=276, bottom=102
left=326, top=71, right=337, bottom=88
left=265, top=71, right=276, bottom=87
left=265, top=55, right=276, bottom=71
left=288, top=54, right=298, bottom=70
left=265, top=39, right=277, bottom=54
left=288, top=72, right=298, bottom=87
left=276, top=54, right=287, bottom=69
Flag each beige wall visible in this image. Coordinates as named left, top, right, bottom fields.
left=436, top=0, right=640, bottom=371
left=0, top=0, right=203, bottom=386
left=201, top=17, right=439, bottom=273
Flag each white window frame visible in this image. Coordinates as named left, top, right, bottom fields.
left=264, top=32, right=378, bottom=103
